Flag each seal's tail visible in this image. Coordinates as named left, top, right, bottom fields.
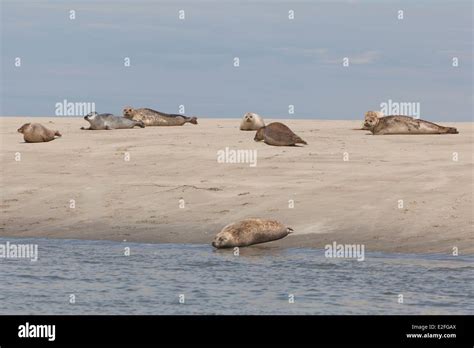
left=188, top=117, right=198, bottom=125
left=55, top=131, right=62, bottom=137
left=445, top=127, right=458, bottom=134
left=287, top=227, right=294, bottom=234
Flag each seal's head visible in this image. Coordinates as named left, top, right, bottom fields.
left=244, top=112, right=257, bottom=123
left=212, top=232, right=233, bottom=248
left=364, top=113, right=380, bottom=129
left=17, top=123, right=31, bottom=134
left=365, top=110, right=383, bottom=119
left=254, top=126, right=266, bottom=142
left=84, top=112, right=98, bottom=121
left=123, top=107, right=134, bottom=119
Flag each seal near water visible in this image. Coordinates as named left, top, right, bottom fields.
left=123, top=107, right=198, bottom=126
left=17, top=123, right=61, bottom=143
left=364, top=115, right=458, bottom=135
left=240, top=112, right=265, bottom=131
left=212, top=218, right=293, bottom=248
left=360, top=111, right=384, bottom=130
left=81, top=112, right=145, bottom=130
left=254, top=122, right=307, bottom=146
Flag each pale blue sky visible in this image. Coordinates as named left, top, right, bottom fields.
left=1, top=0, right=472, bottom=120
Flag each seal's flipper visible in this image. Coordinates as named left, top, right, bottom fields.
left=446, top=127, right=458, bottom=134
left=295, top=137, right=307, bottom=145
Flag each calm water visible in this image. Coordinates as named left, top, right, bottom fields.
left=0, top=237, right=472, bottom=315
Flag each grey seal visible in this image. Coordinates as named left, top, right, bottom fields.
left=254, top=122, right=307, bottom=146
left=81, top=112, right=145, bottom=130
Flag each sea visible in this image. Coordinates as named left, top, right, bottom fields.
left=0, top=237, right=472, bottom=315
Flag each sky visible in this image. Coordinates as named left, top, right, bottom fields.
left=1, top=0, right=472, bottom=121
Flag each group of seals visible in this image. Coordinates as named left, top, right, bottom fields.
left=81, top=107, right=198, bottom=130
left=17, top=123, right=61, bottom=143
left=212, top=218, right=293, bottom=248
left=16, top=108, right=459, bottom=250
left=123, top=107, right=198, bottom=126
left=363, top=112, right=458, bottom=135
left=216, top=110, right=458, bottom=248
left=240, top=112, right=307, bottom=146
left=17, top=106, right=199, bottom=142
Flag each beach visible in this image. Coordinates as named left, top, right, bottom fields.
left=0, top=117, right=472, bottom=254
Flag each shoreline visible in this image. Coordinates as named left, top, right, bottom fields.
left=1, top=117, right=472, bottom=254
left=2, top=235, right=474, bottom=259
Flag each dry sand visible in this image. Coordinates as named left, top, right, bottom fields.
left=0, top=117, right=472, bottom=254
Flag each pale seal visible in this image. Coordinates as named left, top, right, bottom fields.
left=81, top=112, right=145, bottom=130
left=254, top=122, right=307, bottom=146
left=360, top=111, right=384, bottom=130
left=240, top=112, right=265, bottom=131
left=17, top=123, right=61, bottom=143
left=364, top=115, right=458, bottom=135
left=212, top=218, right=293, bottom=248
left=123, top=107, right=197, bottom=126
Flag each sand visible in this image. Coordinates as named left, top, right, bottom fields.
left=0, top=117, right=472, bottom=254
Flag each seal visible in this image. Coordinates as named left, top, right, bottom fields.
left=212, top=218, right=293, bottom=248
left=240, top=112, right=265, bottom=131
left=254, top=122, right=307, bottom=146
left=364, top=115, right=458, bottom=135
left=360, top=111, right=384, bottom=130
left=81, top=112, right=145, bottom=130
left=17, top=123, right=61, bottom=143
left=123, top=107, right=197, bottom=126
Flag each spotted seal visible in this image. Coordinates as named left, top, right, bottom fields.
left=123, top=107, right=197, bottom=126
left=212, top=218, right=293, bottom=248
left=364, top=115, right=458, bottom=135
left=17, top=123, right=61, bottom=143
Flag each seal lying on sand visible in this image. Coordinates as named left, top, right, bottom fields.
left=123, top=107, right=197, bottom=126
left=364, top=115, right=458, bottom=135
left=360, top=111, right=384, bottom=130
left=254, top=122, right=307, bottom=146
left=240, top=112, right=265, bottom=131
left=17, top=123, right=61, bottom=143
left=212, top=218, right=293, bottom=248
left=81, top=112, right=145, bottom=130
